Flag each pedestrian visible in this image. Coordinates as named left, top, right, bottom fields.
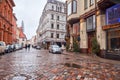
left=25, top=44, right=27, bottom=50
left=27, top=44, right=31, bottom=51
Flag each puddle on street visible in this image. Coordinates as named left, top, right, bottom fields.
left=65, top=58, right=70, bottom=60
left=37, top=56, right=42, bottom=57
left=64, top=63, right=82, bottom=69
left=12, top=76, right=26, bottom=80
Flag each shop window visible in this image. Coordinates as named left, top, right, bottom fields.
left=111, top=38, right=120, bottom=49
left=107, top=30, right=120, bottom=52
left=86, top=15, right=96, bottom=31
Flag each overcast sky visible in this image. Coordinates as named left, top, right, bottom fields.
left=13, top=0, right=65, bottom=40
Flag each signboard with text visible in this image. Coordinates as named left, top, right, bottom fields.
left=106, top=4, right=120, bottom=25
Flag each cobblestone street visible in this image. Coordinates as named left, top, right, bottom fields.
left=0, top=48, right=120, bottom=80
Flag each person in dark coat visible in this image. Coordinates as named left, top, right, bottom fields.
left=27, top=44, right=31, bottom=51
left=25, top=44, right=27, bottom=50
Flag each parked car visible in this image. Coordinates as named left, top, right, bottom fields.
left=15, top=44, right=21, bottom=50
left=5, top=45, right=12, bottom=53
left=11, top=44, right=16, bottom=51
left=36, top=46, right=41, bottom=50
left=49, top=45, right=62, bottom=54
left=0, top=41, right=6, bottom=54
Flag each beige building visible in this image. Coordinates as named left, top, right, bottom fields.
left=66, top=0, right=119, bottom=57
left=36, top=0, right=66, bottom=49
left=30, top=36, right=37, bottom=46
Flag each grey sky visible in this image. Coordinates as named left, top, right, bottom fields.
left=13, top=0, right=65, bottom=40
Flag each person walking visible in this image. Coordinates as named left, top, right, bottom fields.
left=27, top=44, right=31, bottom=51
left=25, top=44, right=27, bottom=50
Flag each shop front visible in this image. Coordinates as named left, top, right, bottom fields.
left=107, top=27, right=120, bottom=54
left=103, top=4, right=120, bottom=56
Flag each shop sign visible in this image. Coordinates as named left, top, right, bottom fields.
left=106, top=4, right=120, bottom=25
left=102, top=23, right=120, bottom=30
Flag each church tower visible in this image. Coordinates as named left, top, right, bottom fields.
left=21, top=20, right=24, bottom=32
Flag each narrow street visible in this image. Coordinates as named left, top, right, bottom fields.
left=0, top=48, right=119, bottom=80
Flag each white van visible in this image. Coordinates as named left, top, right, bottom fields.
left=0, top=41, right=6, bottom=54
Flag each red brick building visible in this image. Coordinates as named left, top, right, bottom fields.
left=12, top=13, right=17, bottom=43
left=0, top=0, right=15, bottom=44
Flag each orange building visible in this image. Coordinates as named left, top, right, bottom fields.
left=0, top=0, right=15, bottom=44
left=12, top=13, right=17, bottom=43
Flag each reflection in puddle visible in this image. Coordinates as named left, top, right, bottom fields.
left=12, top=76, right=26, bottom=80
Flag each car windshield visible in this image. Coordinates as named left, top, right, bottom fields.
left=0, top=42, right=4, bottom=46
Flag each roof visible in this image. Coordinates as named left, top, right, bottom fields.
left=19, top=27, right=26, bottom=39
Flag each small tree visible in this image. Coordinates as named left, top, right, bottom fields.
left=91, top=37, right=100, bottom=55
left=66, top=43, right=70, bottom=51
left=73, top=39, right=80, bottom=52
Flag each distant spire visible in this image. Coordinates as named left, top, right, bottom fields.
left=21, top=20, right=24, bottom=32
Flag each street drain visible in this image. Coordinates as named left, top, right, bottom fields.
left=64, top=63, right=82, bottom=69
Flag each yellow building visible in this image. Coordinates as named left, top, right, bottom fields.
left=66, top=0, right=119, bottom=57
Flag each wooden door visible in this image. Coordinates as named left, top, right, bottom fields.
left=88, top=32, right=95, bottom=54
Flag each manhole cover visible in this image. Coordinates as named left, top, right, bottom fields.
left=12, top=76, right=26, bottom=80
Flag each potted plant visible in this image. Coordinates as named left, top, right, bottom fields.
left=73, top=39, right=80, bottom=53
left=91, top=37, right=100, bottom=56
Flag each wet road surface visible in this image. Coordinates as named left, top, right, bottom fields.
left=0, top=48, right=120, bottom=80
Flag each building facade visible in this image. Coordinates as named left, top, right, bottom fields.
left=66, top=0, right=119, bottom=57
left=19, top=27, right=27, bottom=47
left=0, top=0, right=15, bottom=44
left=30, top=35, right=37, bottom=46
left=98, top=1, right=120, bottom=57
left=36, top=0, right=66, bottom=49
left=12, top=13, right=17, bottom=44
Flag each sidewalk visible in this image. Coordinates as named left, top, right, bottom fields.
left=63, top=50, right=120, bottom=65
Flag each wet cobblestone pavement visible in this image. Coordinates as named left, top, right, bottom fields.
left=0, top=48, right=120, bottom=80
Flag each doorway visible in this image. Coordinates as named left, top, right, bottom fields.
left=88, top=32, right=95, bottom=54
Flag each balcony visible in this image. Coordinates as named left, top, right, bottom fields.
left=97, top=0, right=118, bottom=10
left=67, top=18, right=79, bottom=25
